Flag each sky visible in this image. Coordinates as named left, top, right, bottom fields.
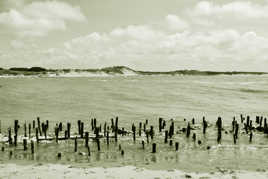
left=0, top=0, right=268, bottom=71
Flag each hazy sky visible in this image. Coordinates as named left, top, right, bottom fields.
left=0, top=0, right=268, bottom=71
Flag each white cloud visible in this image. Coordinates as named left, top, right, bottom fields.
left=37, top=24, right=268, bottom=71
left=165, top=14, right=189, bottom=31
left=193, top=1, right=268, bottom=18
left=0, top=1, right=86, bottom=37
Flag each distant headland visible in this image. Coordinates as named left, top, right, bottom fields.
left=0, top=66, right=267, bottom=77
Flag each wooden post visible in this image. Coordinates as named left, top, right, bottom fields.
left=152, top=143, right=156, bottom=153
left=78, top=120, right=81, bottom=135
left=24, top=122, right=27, bottom=137
left=249, top=132, right=253, bottom=143
left=8, top=128, right=12, bottom=145
left=192, top=133, right=196, bottom=141
left=37, top=117, right=42, bottom=136
left=31, top=140, right=34, bottom=154
left=59, top=122, right=62, bottom=132
left=159, top=118, right=162, bottom=132
left=106, top=131, right=109, bottom=145
left=175, top=142, right=179, bottom=151
left=115, top=117, right=118, bottom=143
left=80, top=122, right=84, bottom=138
left=111, top=118, right=114, bottom=132
left=55, top=127, right=59, bottom=144
left=57, top=153, right=61, bottom=159
left=186, top=122, right=191, bottom=138
left=104, top=122, right=107, bottom=137
left=142, top=140, right=145, bottom=149
left=33, top=120, right=35, bottom=129
left=203, top=117, right=207, bottom=134
left=164, top=130, right=168, bottom=143
left=74, top=137, right=77, bottom=152
left=23, top=139, right=27, bottom=151
left=146, top=131, right=149, bottom=144
left=132, top=124, right=136, bottom=142
left=217, top=117, right=222, bottom=143
left=67, top=123, right=71, bottom=138
left=169, top=140, right=173, bottom=146
left=233, top=133, right=236, bottom=144
left=192, top=118, right=195, bottom=125
left=150, top=126, right=154, bottom=140
left=87, top=146, right=91, bottom=156
left=97, top=138, right=100, bottom=151
left=85, top=132, right=89, bottom=147
left=139, top=122, right=142, bottom=136
left=121, top=150, right=124, bottom=156
left=36, top=128, right=39, bottom=144
left=29, top=123, right=31, bottom=138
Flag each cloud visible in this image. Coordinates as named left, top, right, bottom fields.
left=165, top=14, right=189, bottom=31
left=38, top=23, right=268, bottom=71
left=192, top=1, right=268, bottom=18
left=0, top=1, right=86, bottom=37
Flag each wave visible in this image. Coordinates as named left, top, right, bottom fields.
left=0, top=66, right=267, bottom=77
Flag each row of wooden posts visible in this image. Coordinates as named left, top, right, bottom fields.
left=1, top=114, right=268, bottom=159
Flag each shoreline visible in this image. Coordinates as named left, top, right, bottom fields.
left=0, top=163, right=267, bottom=179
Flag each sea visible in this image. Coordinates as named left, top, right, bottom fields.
left=0, top=74, right=268, bottom=178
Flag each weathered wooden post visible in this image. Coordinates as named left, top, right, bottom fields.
left=8, top=128, right=12, bottom=145
left=152, top=143, right=156, bottom=153
left=104, top=122, right=107, bottom=137
left=169, top=140, right=173, bottom=146
left=37, top=117, right=42, bottom=136
left=67, top=122, right=71, bottom=138
left=203, top=117, right=207, bottom=134
left=217, top=117, right=222, bottom=143
left=159, top=118, right=162, bottom=132
left=23, top=139, right=27, bottom=151
left=249, top=132, right=253, bottom=143
left=57, top=153, right=61, bottom=159
left=192, top=133, right=196, bottom=142
left=59, top=122, right=62, bottom=132
left=55, top=127, right=59, bottom=144
left=175, top=142, right=179, bottom=151
left=74, top=137, right=77, bottom=152
left=186, top=122, right=191, bottom=138
left=132, top=124, right=136, bottom=142
left=150, top=126, right=154, bottom=140
left=31, top=140, right=34, bottom=154
left=29, top=123, right=31, bottom=138
left=111, top=118, right=114, bottom=132
left=164, top=130, right=168, bottom=143
left=146, top=131, right=149, bottom=144
left=192, top=118, right=195, bottom=125
left=85, top=132, right=89, bottom=147
left=115, top=117, right=118, bottom=143
left=97, top=138, right=100, bottom=151
left=80, top=122, right=84, bottom=138
left=36, top=128, right=39, bottom=144
left=106, top=131, right=109, bottom=145
left=233, top=133, right=236, bottom=144
left=78, top=120, right=81, bottom=135
left=33, top=120, right=35, bottom=129
left=24, top=122, right=27, bottom=137
left=139, top=122, right=142, bottom=136
left=87, top=146, right=91, bottom=156
left=142, top=140, right=145, bottom=149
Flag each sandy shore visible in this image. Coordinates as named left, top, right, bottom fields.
left=0, top=163, right=267, bottom=179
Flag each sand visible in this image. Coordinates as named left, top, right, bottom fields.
left=0, top=163, right=267, bottom=179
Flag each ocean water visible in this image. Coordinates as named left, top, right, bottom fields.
left=0, top=75, right=268, bottom=173
left=0, top=75, right=268, bottom=127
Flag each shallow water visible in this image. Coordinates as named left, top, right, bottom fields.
left=0, top=75, right=268, bottom=172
